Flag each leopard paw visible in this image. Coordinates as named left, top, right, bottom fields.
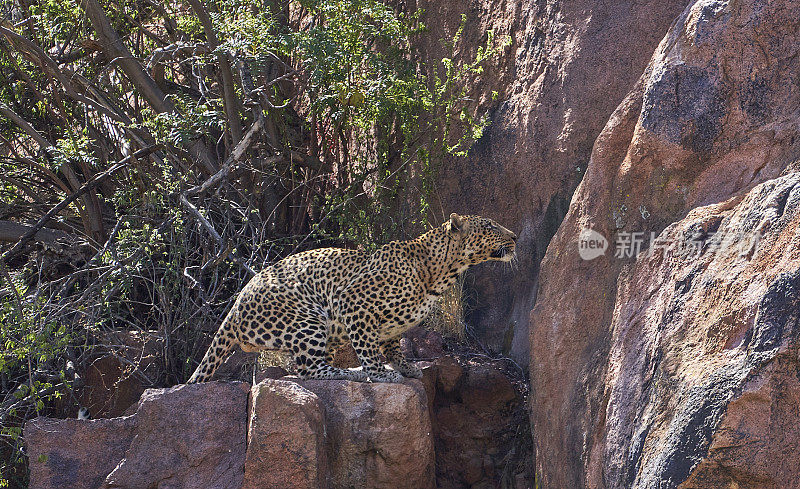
left=368, top=369, right=404, bottom=383
left=396, top=363, right=423, bottom=379
left=345, top=367, right=369, bottom=382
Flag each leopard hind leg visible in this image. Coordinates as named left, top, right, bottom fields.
left=292, top=320, right=367, bottom=382
left=380, top=338, right=422, bottom=378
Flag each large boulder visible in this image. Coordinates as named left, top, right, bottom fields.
left=301, top=379, right=436, bottom=489
left=28, top=367, right=528, bottom=489
left=26, top=416, right=136, bottom=489
left=243, top=380, right=328, bottom=489
left=529, top=0, right=800, bottom=486
left=27, top=381, right=249, bottom=489
left=599, top=173, right=800, bottom=488
left=406, top=0, right=689, bottom=364
left=679, top=351, right=800, bottom=489
left=104, top=382, right=249, bottom=489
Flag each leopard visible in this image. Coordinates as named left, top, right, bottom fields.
left=187, top=213, right=517, bottom=383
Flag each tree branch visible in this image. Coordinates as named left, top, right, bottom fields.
left=0, top=25, right=127, bottom=123
left=186, top=0, right=243, bottom=144
left=184, top=116, right=265, bottom=197
left=179, top=194, right=256, bottom=276
left=79, top=0, right=218, bottom=174
left=0, top=102, right=53, bottom=149
left=0, top=221, right=74, bottom=245
left=80, top=0, right=173, bottom=114
left=0, top=145, right=163, bottom=263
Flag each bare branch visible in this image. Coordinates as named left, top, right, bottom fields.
left=0, top=25, right=127, bottom=123
left=179, top=194, right=257, bottom=276
left=179, top=193, right=222, bottom=244
left=0, top=220, right=74, bottom=245
left=0, top=144, right=164, bottom=264
left=0, top=102, right=53, bottom=149
left=79, top=0, right=218, bottom=174
left=186, top=0, right=243, bottom=144
left=184, top=116, right=265, bottom=197
left=79, top=0, right=174, bottom=114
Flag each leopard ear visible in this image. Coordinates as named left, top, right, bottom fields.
left=449, top=213, right=465, bottom=235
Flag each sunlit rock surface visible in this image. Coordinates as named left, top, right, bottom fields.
left=530, top=0, right=800, bottom=486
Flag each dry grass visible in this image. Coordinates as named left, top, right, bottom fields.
left=257, top=349, right=294, bottom=371
left=425, top=275, right=468, bottom=341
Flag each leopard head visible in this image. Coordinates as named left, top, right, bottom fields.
left=446, top=213, right=517, bottom=265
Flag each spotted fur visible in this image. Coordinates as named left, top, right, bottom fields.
left=187, top=213, right=517, bottom=383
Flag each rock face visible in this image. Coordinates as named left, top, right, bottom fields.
left=27, top=377, right=446, bottom=489
left=243, top=380, right=328, bottom=489
left=104, top=382, right=249, bottom=489
left=679, top=351, right=800, bottom=489
left=407, top=0, right=689, bottom=364
left=598, top=174, right=800, bottom=489
left=529, top=0, right=800, bottom=486
left=301, top=379, right=436, bottom=489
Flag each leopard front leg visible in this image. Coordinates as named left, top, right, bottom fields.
left=380, top=338, right=422, bottom=379
left=347, top=322, right=403, bottom=383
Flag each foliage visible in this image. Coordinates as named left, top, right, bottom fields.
left=0, top=0, right=506, bottom=485
left=0, top=272, right=72, bottom=488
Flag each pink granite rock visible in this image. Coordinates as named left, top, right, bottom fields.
left=25, top=416, right=135, bottom=489
left=243, top=379, right=328, bottom=489
left=301, top=379, right=435, bottom=489
left=104, top=382, right=249, bottom=489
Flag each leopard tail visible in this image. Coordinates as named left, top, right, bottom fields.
left=187, top=310, right=238, bottom=383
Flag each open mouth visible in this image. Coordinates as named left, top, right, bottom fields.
left=490, top=246, right=512, bottom=259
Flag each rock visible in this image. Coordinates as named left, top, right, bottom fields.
left=243, top=380, right=328, bottom=489
left=26, top=416, right=135, bottom=489
left=104, top=381, right=249, bottom=489
left=28, top=359, right=531, bottom=489
left=26, top=381, right=249, bottom=489
left=78, top=330, right=162, bottom=418
left=597, top=174, right=800, bottom=489
left=253, top=365, right=289, bottom=384
left=214, top=348, right=259, bottom=381
left=434, top=356, right=464, bottom=394
left=679, top=356, right=800, bottom=489
left=529, top=0, right=800, bottom=485
left=301, top=379, right=435, bottom=489
left=418, top=361, right=438, bottom=415
left=407, top=0, right=689, bottom=365
left=329, top=342, right=360, bottom=369
left=461, top=363, right=516, bottom=412
left=400, top=325, right=445, bottom=359
left=79, top=355, right=147, bottom=418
